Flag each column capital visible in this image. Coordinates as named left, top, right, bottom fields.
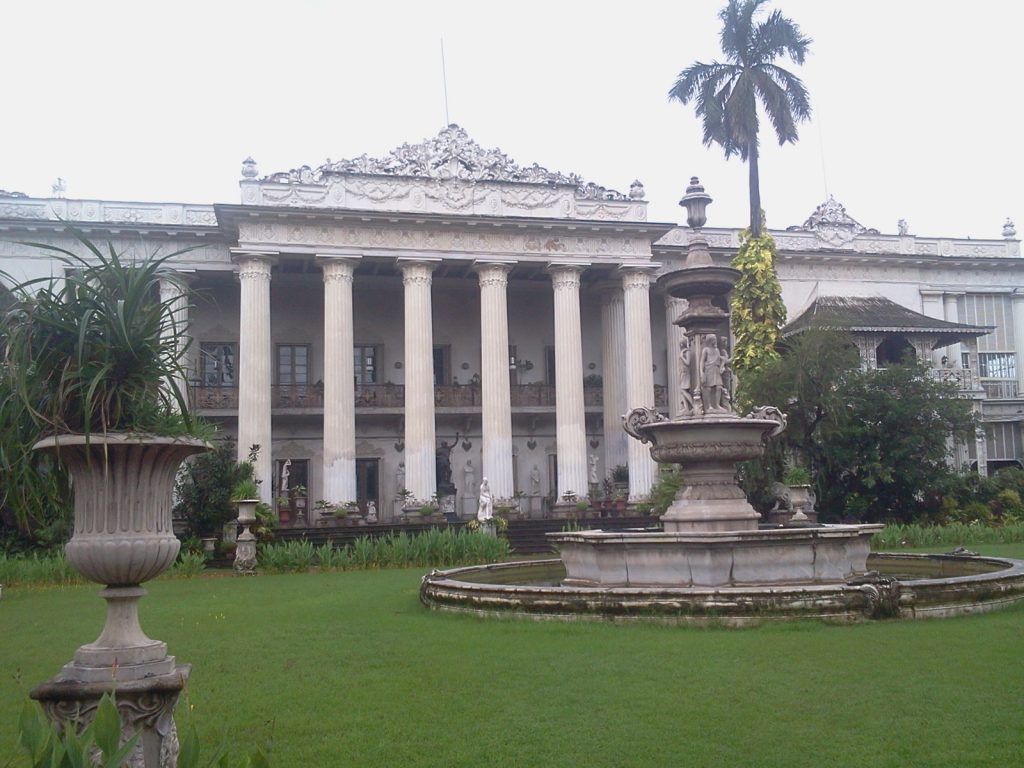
left=398, top=258, right=440, bottom=286
left=473, top=260, right=515, bottom=287
left=1011, top=288, right=1024, bottom=301
left=547, top=263, right=587, bottom=290
left=230, top=248, right=278, bottom=265
left=318, top=257, right=358, bottom=284
left=231, top=249, right=277, bottom=281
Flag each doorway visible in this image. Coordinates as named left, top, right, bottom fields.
left=356, top=459, right=380, bottom=516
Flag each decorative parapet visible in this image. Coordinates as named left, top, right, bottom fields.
left=0, top=196, right=218, bottom=228
left=241, top=124, right=647, bottom=222
left=659, top=226, right=1021, bottom=260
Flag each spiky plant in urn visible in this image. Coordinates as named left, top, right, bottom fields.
left=3, top=229, right=210, bottom=767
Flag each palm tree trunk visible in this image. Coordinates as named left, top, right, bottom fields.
left=748, top=141, right=761, bottom=237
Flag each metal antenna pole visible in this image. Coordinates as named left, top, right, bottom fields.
left=441, top=38, right=450, bottom=126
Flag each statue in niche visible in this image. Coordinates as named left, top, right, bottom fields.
left=435, top=434, right=460, bottom=490
left=529, top=464, right=542, bottom=496
left=464, top=459, right=476, bottom=493
left=588, top=454, right=600, bottom=485
left=700, top=334, right=730, bottom=413
left=477, top=478, right=494, bottom=521
left=395, top=462, right=406, bottom=494
left=678, top=337, right=695, bottom=416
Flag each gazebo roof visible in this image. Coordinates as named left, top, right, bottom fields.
left=782, top=296, right=993, bottom=348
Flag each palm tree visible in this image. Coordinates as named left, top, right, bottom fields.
left=669, top=0, right=811, bottom=236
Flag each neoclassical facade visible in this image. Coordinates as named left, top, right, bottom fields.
left=2, top=127, right=1022, bottom=522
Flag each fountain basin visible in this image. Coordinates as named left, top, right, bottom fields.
left=550, top=525, right=883, bottom=588
left=420, top=553, right=1024, bottom=625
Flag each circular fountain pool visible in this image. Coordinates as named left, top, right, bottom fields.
left=420, top=552, right=1024, bottom=626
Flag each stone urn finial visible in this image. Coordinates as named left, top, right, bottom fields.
left=241, top=156, right=258, bottom=179
left=679, top=176, right=712, bottom=231
left=1004, top=217, right=1017, bottom=239
left=629, top=179, right=645, bottom=200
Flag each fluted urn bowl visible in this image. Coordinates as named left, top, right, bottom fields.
left=624, top=407, right=786, bottom=532
left=637, top=415, right=783, bottom=465
left=34, top=433, right=210, bottom=586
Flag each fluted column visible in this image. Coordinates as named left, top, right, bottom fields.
left=622, top=268, right=657, bottom=499
left=919, top=290, right=945, bottom=367
left=549, top=265, right=588, bottom=499
left=476, top=262, right=515, bottom=499
left=943, top=293, right=963, bottom=368
left=1012, top=290, right=1024, bottom=395
left=401, top=259, right=438, bottom=503
left=664, top=295, right=688, bottom=419
left=320, top=257, right=358, bottom=504
left=600, top=287, right=628, bottom=475
left=233, top=252, right=276, bottom=503
left=158, top=275, right=190, bottom=410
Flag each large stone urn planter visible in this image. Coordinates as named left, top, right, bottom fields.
left=30, top=433, right=209, bottom=768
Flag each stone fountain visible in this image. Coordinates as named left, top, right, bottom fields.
left=549, top=177, right=881, bottom=589
left=420, top=179, right=1024, bottom=623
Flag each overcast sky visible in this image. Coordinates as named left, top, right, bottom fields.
left=4, top=1, right=1020, bottom=240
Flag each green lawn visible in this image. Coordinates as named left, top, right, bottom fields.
left=3, top=546, right=1024, bottom=767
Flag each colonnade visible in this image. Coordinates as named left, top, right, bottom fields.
left=227, top=251, right=658, bottom=506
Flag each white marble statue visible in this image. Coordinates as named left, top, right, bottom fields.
left=280, top=459, right=291, bottom=494
left=588, top=454, right=599, bottom=485
left=477, top=477, right=493, bottom=521
left=395, top=461, right=405, bottom=493
left=700, top=334, right=729, bottom=413
left=365, top=500, right=378, bottom=523
left=678, top=337, right=695, bottom=416
left=529, top=464, right=541, bottom=496
left=464, top=459, right=475, bottom=493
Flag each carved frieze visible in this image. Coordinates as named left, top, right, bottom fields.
left=237, top=221, right=647, bottom=259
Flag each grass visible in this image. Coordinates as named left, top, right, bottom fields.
left=3, top=544, right=1024, bottom=767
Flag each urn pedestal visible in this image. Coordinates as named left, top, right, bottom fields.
left=30, top=434, right=209, bottom=768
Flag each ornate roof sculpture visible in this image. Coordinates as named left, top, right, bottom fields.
left=241, top=125, right=648, bottom=222
left=260, top=124, right=639, bottom=201
left=786, top=195, right=879, bottom=248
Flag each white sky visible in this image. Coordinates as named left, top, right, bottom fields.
left=3, top=0, right=1021, bottom=240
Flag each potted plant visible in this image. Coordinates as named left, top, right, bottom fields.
left=3, top=230, right=212, bottom=755
left=782, top=465, right=815, bottom=523
left=231, top=477, right=261, bottom=573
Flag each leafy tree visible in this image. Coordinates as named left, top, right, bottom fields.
left=741, top=330, right=977, bottom=522
left=669, top=0, right=812, bottom=237
left=173, top=440, right=256, bottom=538
left=730, top=229, right=788, bottom=374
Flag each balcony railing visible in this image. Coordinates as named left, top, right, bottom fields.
left=981, top=380, right=1020, bottom=400
left=190, top=385, right=239, bottom=410
left=930, top=367, right=977, bottom=392
left=355, top=384, right=404, bottom=408
left=192, top=382, right=672, bottom=412
left=273, top=385, right=324, bottom=409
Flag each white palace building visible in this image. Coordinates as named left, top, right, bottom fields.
left=2, top=125, right=1022, bottom=522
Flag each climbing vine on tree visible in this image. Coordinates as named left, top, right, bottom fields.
left=730, top=229, right=787, bottom=375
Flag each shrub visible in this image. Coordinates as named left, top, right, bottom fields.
left=170, top=550, right=207, bottom=578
